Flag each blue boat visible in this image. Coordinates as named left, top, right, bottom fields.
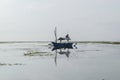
left=52, top=42, right=73, bottom=50
left=51, top=27, right=77, bottom=51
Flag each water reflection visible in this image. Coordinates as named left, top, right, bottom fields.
left=58, top=49, right=70, bottom=58
left=54, top=49, right=71, bottom=65
left=54, top=49, right=70, bottom=65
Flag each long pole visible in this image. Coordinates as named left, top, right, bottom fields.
left=54, top=27, right=57, bottom=43
left=54, top=27, right=58, bottom=65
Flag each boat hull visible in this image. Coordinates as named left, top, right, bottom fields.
left=52, top=42, right=73, bottom=50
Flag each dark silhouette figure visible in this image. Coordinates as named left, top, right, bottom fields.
left=66, top=34, right=71, bottom=42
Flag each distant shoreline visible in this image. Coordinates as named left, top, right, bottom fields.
left=0, top=41, right=120, bottom=44
left=74, top=41, right=120, bottom=44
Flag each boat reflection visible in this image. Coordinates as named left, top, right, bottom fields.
left=59, top=49, right=70, bottom=58
left=54, top=49, right=70, bottom=65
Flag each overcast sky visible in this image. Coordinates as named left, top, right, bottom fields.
left=0, top=0, right=120, bottom=41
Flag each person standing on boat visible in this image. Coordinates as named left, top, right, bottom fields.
left=66, top=34, right=71, bottom=42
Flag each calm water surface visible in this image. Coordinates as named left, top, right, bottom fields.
left=0, top=42, right=120, bottom=80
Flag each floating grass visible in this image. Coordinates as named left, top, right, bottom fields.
left=24, top=50, right=53, bottom=56
left=0, top=63, right=23, bottom=66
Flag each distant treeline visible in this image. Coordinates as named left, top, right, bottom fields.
left=0, top=41, right=47, bottom=44
left=74, top=41, right=120, bottom=44
left=0, top=41, right=120, bottom=44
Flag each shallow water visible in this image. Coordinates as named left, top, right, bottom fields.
left=0, top=42, right=120, bottom=80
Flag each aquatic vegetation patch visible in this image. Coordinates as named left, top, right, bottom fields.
left=0, top=63, right=23, bottom=66
left=24, top=50, right=53, bottom=56
left=76, top=50, right=101, bottom=52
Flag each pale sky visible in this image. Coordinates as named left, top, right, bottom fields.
left=0, top=0, right=120, bottom=41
